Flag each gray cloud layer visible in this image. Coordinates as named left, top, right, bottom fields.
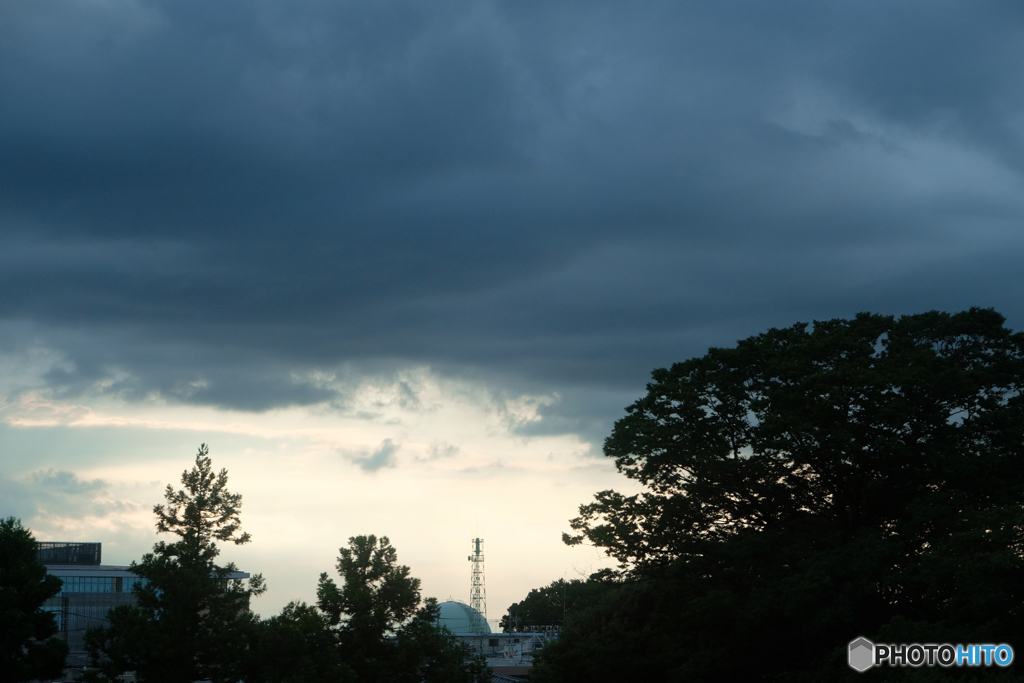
left=348, top=438, right=401, bottom=472
left=3, top=0, right=1024, bottom=436
left=0, top=468, right=112, bottom=520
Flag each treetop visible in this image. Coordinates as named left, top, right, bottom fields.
left=570, top=308, right=1024, bottom=570
left=153, top=443, right=252, bottom=551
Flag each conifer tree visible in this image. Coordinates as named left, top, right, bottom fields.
left=85, top=445, right=264, bottom=683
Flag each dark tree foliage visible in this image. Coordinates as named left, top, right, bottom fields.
left=317, top=534, right=420, bottom=678
left=0, top=517, right=68, bottom=682
left=317, top=535, right=490, bottom=683
left=84, top=445, right=264, bottom=683
left=390, top=598, right=492, bottom=683
left=240, top=602, right=354, bottom=683
left=499, top=578, right=612, bottom=632
left=540, top=309, right=1024, bottom=682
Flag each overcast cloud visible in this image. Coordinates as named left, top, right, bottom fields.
left=4, top=0, right=1024, bottom=615
left=5, top=1, right=1024, bottom=429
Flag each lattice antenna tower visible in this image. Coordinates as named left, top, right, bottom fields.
left=469, top=537, right=487, bottom=626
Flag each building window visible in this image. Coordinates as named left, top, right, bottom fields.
left=489, top=639, right=498, bottom=647
left=52, top=576, right=142, bottom=594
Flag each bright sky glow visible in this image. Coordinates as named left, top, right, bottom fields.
left=1, top=367, right=638, bottom=622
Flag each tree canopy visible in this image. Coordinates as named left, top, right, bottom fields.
left=540, top=309, right=1024, bottom=681
left=0, top=517, right=68, bottom=682
left=85, top=445, right=264, bottom=683
left=239, top=601, right=353, bottom=683
left=318, top=535, right=421, bottom=643
left=80, top=449, right=488, bottom=683
left=316, top=535, right=490, bottom=683
left=499, top=578, right=611, bottom=633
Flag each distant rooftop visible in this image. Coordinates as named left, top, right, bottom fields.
left=36, top=541, right=101, bottom=566
left=36, top=541, right=251, bottom=580
left=437, top=600, right=491, bottom=634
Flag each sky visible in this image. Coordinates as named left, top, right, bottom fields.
left=3, top=0, right=1024, bottom=621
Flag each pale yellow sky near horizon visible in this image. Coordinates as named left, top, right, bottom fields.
left=0, top=367, right=641, bottom=623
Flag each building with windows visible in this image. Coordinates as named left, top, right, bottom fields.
left=38, top=541, right=248, bottom=655
left=435, top=600, right=557, bottom=677
left=39, top=542, right=142, bottom=654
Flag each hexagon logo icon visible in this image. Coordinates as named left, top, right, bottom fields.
left=848, top=637, right=874, bottom=672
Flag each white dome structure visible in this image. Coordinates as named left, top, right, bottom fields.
left=436, top=600, right=491, bottom=633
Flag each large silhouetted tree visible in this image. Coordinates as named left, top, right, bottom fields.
left=0, top=517, right=68, bottom=682
left=85, top=445, right=264, bottom=683
left=537, top=309, right=1024, bottom=681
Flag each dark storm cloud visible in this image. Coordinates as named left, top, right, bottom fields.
left=3, top=0, right=1024, bottom=438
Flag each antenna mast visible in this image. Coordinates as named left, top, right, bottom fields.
left=469, top=537, right=487, bottom=629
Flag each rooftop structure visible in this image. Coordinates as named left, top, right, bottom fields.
left=452, top=630, right=556, bottom=675
left=36, top=541, right=102, bottom=566
left=437, top=600, right=491, bottom=634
